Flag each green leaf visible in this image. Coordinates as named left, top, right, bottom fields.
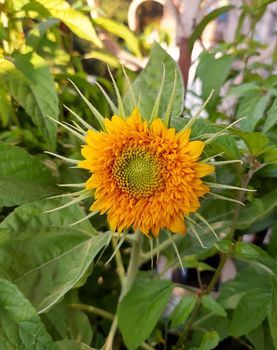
left=42, top=295, right=93, bottom=344
left=233, top=242, right=277, bottom=274
left=84, top=50, right=120, bottom=68
left=268, top=276, right=277, bottom=349
left=219, top=265, right=272, bottom=310
left=26, top=0, right=102, bottom=47
left=0, top=198, right=111, bottom=313
left=237, top=90, right=272, bottom=132
left=214, top=240, right=233, bottom=253
left=237, top=190, right=277, bottom=229
left=189, top=6, right=234, bottom=52
left=94, top=18, right=141, bottom=57
left=231, top=129, right=269, bottom=155
left=190, top=118, right=240, bottom=159
left=0, top=53, right=59, bottom=149
left=0, top=87, right=13, bottom=127
left=199, top=330, right=220, bottom=350
left=118, top=278, right=173, bottom=350
left=229, top=288, right=271, bottom=336
left=197, top=52, right=234, bottom=111
left=246, top=325, right=265, bottom=350
left=171, top=295, right=196, bottom=328
left=0, top=278, right=58, bottom=350
left=124, top=43, right=184, bottom=121
left=263, top=97, right=277, bottom=132
left=0, top=143, right=57, bottom=207
left=56, top=340, right=95, bottom=350
left=228, top=82, right=260, bottom=97
left=201, top=295, right=227, bottom=317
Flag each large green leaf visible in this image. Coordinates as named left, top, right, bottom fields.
left=124, top=44, right=184, bottom=121
left=118, top=278, right=173, bottom=350
left=229, top=288, right=271, bottom=336
left=268, top=276, right=277, bottom=349
left=0, top=53, right=59, bottom=149
left=25, top=0, right=102, bottom=47
left=0, top=278, right=58, bottom=350
left=0, top=199, right=110, bottom=313
left=0, top=143, right=57, bottom=207
left=197, top=52, right=234, bottom=111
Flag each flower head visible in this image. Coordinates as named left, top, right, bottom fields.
left=79, top=108, right=214, bottom=236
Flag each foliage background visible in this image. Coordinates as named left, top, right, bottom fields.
left=0, top=0, right=276, bottom=349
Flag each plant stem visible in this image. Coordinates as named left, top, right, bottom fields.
left=103, top=231, right=143, bottom=349
left=111, top=237, right=125, bottom=285
left=120, top=230, right=143, bottom=300
left=68, top=303, right=114, bottom=321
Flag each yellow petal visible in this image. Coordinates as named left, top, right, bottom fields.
left=194, top=163, right=215, bottom=177
left=151, top=118, right=165, bottom=136
left=186, top=141, right=205, bottom=160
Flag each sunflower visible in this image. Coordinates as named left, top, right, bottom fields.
left=78, top=108, right=214, bottom=237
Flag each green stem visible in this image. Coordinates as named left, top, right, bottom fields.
left=111, top=237, right=125, bottom=286
left=68, top=303, right=114, bottom=321
left=120, top=230, right=143, bottom=300
left=103, top=231, right=143, bottom=350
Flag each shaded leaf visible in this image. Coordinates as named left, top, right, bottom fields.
left=171, top=295, right=196, bottom=328
left=268, top=276, right=277, bottom=349
left=0, top=198, right=110, bottom=313
left=263, top=97, right=277, bottom=132
left=229, top=288, right=271, bottom=336
left=201, top=295, right=227, bottom=317
left=0, top=143, right=57, bottom=207
left=237, top=190, right=277, bottom=229
left=0, top=278, right=58, bottom=350
left=199, top=330, right=220, bottom=350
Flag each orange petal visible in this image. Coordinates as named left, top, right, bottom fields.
left=168, top=216, right=186, bottom=234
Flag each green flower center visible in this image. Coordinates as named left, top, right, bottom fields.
left=113, top=148, right=162, bottom=197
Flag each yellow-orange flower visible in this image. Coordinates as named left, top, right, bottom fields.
left=79, top=108, right=214, bottom=237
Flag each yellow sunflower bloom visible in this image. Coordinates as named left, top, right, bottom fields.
left=79, top=108, right=214, bottom=237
